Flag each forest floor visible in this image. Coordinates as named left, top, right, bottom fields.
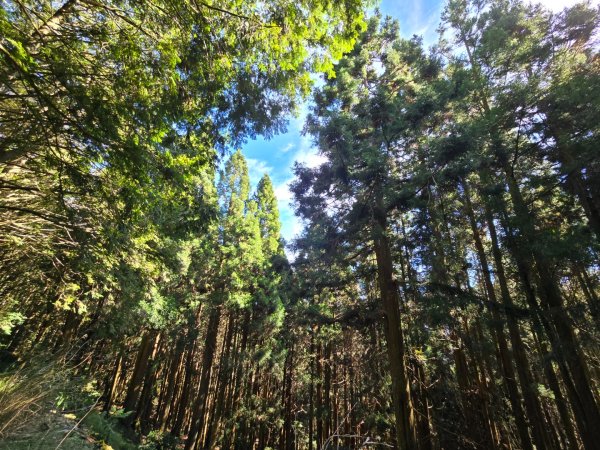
left=0, top=406, right=97, bottom=450
left=0, top=358, right=139, bottom=450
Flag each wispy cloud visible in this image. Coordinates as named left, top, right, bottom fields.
left=290, top=134, right=327, bottom=169
left=380, top=0, right=443, bottom=46
left=292, top=148, right=327, bottom=169
left=274, top=180, right=293, bottom=203
left=270, top=134, right=330, bottom=247
left=280, top=143, right=295, bottom=154
left=273, top=176, right=298, bottom=244
left=245, top=158, right=273, bottom=188
left=273, top=177, right=303, bottom=259
left=415, top=3, right=443, bottom=41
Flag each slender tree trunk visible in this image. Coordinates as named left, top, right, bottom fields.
left=574, top=264, right=599, bottom=326
left=171, top=305, right=204, bottom=436
left=185, top=305, right=221, bottom=450
left=104, top=352, right=123, bottom=412
left=372, top=192, right=415, bottom=450
left=502, top=167, right=600, bottom=448
left=123, top=331, right=158, bottom=427
left=204, top=312, right=235, bottom=449
left=411, top=357, right=433, bottom=450
left=483, top=200, right=555, bottom=449
left=463, top=183, right=533, bottom=449
left=316, top=340, right=324, bottom=449
left=532, top=331, right=579, bottom=450
left=309, top=332, right=315, bottom=450
left=544, top=121, right=600, bottom=237
left=171, top=334, right=198, bottom=435
left=281, top=339, right=295, bottom=450
left=156, top=336, right=185, bottom=429
left=324, top=341, right=332, bottom=443
left=136, top=335, right=162, bottom=434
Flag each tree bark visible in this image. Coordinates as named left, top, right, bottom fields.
left=372, top=192, right=415, bottom=450
left=123, top=331, right=158, bottom=427
left=185, top=305, right=221, bottom=450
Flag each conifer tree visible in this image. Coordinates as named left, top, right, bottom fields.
left=256, top=174, right=284, bottom=258
left=1, top=1, right=599, bottom=449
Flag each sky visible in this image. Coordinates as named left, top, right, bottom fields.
left=241, top=0, right=595, bottom=247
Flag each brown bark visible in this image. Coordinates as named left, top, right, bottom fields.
left=484, top=201, right=555, bottom=449
left=204, top=312, right=236, bottom=449
left=104, top=352, right=123, bottom=412
left=281, top=340, right=295, bottom=450
left=411, top=358, right=433, bottom=450
left=372, top=192, right=415, bottom=450
left=464, top=186, right=532, bottom=449
left=533, top=331, right=579, bottom=450
left=185, top=305, right=221, bottom=450
left=503, top=167, right=600, bottom=449
left=123, top=331, right=159, bottom=426
left=308, top=332, right=315, bottom=450
left=136, top=335, right=162, bottom=434
left=155, top=336, right=185, bottom=429
left=316, top=340, right=324, bottom=449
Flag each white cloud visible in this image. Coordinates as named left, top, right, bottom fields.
left=245, top=157, right=272, bottom=187
left=275, top=179, right=302, bottom=260
left=272, top=168, right=307, bottom=244
left=274, top=180, right=293, bottom=203
left=280, top=143, right=295, bottom=153
left=241, top=109, right=326, bottom=246
left=274, top=179, right=297, bottom=240
left=272, top=131, right=331, bottom=245
left=293, top=147, right=327, bottom=169
left=280, top=209, right=302, bottom=240
left=290, top=134, right=328, bottom=169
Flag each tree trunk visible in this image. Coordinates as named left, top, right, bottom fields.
left=502, top=166, right=600, bottom=449
left=185, top=305, right=221, bottom=450
left=372, top=192, right=415, bottom=450
left=123, top=331, right=158, bottom=427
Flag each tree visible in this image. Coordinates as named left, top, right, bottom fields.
left=256, top=174, right=284, bottom=257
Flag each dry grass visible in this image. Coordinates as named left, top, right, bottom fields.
left=0, top=356, right=67, bottom=440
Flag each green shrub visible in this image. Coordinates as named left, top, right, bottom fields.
left=83, top=411, right=137, bottom=450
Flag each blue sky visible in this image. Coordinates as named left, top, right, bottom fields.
left=241, top=0, right=591, bottom=247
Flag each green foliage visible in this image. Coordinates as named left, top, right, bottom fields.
left=83, top=411, right=137, bottom=450
left=1, top=0, right=599, bottom=449
left=536, top=384, right=556, bottom=400
left=0, top=0, right=368, bottom=347
left=139, top=430, right=180, bottom=450
left=0, top=312, right=24, bottom=336
left=256, top=174, right=284, bottom=257
left=290, top=2, right=600, bottom=447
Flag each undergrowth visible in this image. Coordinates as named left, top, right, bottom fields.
left=0, top=350, right=179, bottom=449
left=0, top=355, right=67, bottom=440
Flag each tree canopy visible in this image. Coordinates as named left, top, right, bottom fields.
left=0, top=1, right=599, bottom=449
